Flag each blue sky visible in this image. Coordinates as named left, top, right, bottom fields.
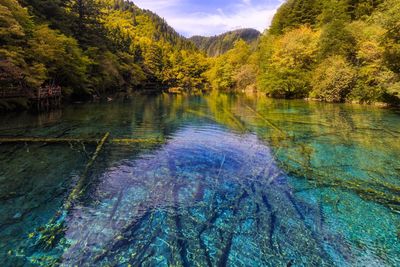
left=133, top=0, right=284, bottom=37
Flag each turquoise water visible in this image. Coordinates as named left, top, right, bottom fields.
left=0, top=93, right=399, bottom=266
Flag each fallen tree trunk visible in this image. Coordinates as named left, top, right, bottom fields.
left=0, top=136, right=163, bottom=145
left=245, top=105, right=286, bottom=136
left=0, top=137, right=99, bottom=144
left=32, top=132, right=110, bottom=249
left=281, top=155, right=400, bottom=213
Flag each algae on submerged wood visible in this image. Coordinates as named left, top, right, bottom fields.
left=0, top=94, right=399, bottom=266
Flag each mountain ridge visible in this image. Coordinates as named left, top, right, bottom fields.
left=189, top=28, right=261, bottom=57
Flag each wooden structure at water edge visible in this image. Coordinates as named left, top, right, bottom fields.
left=33, top=85, right=62, bottom=110
left=0, top=85, right=62, bottom=110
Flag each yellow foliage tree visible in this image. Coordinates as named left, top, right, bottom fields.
left=311, top=55, right=356, bottom=103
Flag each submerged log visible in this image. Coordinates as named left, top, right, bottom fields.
left=245, top=105, right=286, bottom=136
left=0, top=137, right=163, bottom=145
left=66, top=132, right=110, bottom=208
left=222, top=108, right=248, bottom=133
left=186, top=109, right=218, bottom=122
left=0, top=137, right=99, bottom=144
left=281, top=155, right=400, bottom=213
left=112, top=138, right=164, bottom=145
left=32, top=132, right=110, bottom=249
left=186, top=108, right=248, bottom=133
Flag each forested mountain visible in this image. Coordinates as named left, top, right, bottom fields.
left=208, top=0, right=400, bottom=105
left=189, top=29, right=260, bottom=57
left=0, top=0, right=208, bottom=103
left=1, top=0, right=399, bottom=109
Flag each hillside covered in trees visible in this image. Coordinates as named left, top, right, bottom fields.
left=189, top=29, right=260, bottom=57
left=0, top=0, right=209, bottom=108
left=1, top=0, right=400, bottom=110
left=208, top=0, right=400, bottom=105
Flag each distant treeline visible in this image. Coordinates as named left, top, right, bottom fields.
left=189, top=29, right=260, bottom=57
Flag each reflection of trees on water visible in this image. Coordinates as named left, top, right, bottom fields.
left=214, top=93, right=400, bottom=200
left=1, top=94, right=399, bottom=265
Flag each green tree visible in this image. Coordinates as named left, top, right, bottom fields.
left=259, top=26, right=320, bottom=98
left=348, top=20, right=400, bottom=103
left=311, top=55, right=356, bottom=102
left=269, top=0, right=321, bottom=35
left=206, top=40, right=253, bottom=91
left=28, top=25, right=90, bottom=95
left=0, top=0, right=44, bottom=91
left=142, top=43, right=163, bottom=82
left=376, top=0, right=400, bottom=74
left=319, top=20, right=356, bottom=60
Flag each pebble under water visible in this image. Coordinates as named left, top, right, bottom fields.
left=0, top=93, right=399, bottom=266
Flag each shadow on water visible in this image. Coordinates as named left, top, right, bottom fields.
left=0, top=93, right=399, bottom=266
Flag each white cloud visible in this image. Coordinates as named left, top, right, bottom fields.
left=170, top=6, right=278, bottom=36
left=133, top=0, right=282, bottom=37
left=134, top=0, right=182, bottom=10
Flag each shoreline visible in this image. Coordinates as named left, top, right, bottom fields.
left=303, top=97, right=400, bottom=109
left=1, top=92, right=399, bottom=113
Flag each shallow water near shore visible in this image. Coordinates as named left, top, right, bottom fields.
left=0, top=93, right=399, bottom=266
